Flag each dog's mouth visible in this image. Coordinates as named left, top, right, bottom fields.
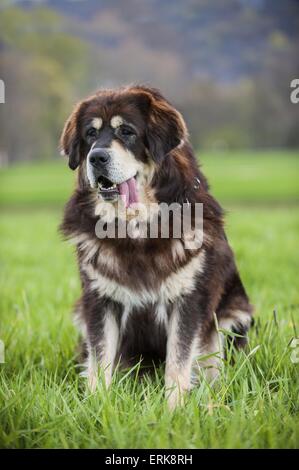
left=97, top=175, right=119, bottom=200
left=97, top=174, right=138, bottom=207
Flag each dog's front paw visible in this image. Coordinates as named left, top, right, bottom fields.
left=165, top=374, right=189, bottom=411
left=166, top=386, right=185, bottom=411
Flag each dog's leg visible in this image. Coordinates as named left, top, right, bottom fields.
left=216, top=271, right=253, bottom=355
left=86, top=307, right=120, bottom=392
left=194, top=323, right=225, bottom=383
left=165, top=302, right=202, bottom=410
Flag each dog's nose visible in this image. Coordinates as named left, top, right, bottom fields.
left=89, top=149, right=110, bottom=167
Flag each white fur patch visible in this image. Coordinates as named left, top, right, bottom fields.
left=155, top=302, right=168, bottom=329
left=83, top=249, right=205, bottom=309
left=194, top=329, right=223, bottom=382
left=101, top=310, right=120, bottom=386
left=160, top=250, right=205, bottom=303
left=218, top=309, right=252, bottom=332
left=73, top=303, right=87, bottom=339
left=106, top=140, right=141, bottom=184
left=86, top=158, right=97, bottom=188
left=165, top=306, right=196, bottom=409
left=86, top=344, right=98, bottom=392
left=91, top=117, right=103, bottom=130
left=171, top=240, right=186, bottom=263
left=69, top=232, right=121, bottom=276
left=110, top=115, right=124, bottom=129
left=120, top=302, right=168, bottom=335
left=86, top=310, right=119, bottom=391
left=193, top=309, right=252, bottom=383
left=68, top=233, right=100, bottom=264
left=120, top=304, right=131, bottom=333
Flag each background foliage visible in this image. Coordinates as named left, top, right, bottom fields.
left=0, top=0, right=299, bottom=166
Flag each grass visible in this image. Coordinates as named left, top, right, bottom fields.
left=0, top=150, right=299, bottom=448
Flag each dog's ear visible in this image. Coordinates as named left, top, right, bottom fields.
left=60, top=102, right=85, bottom=170
left=132, top=86, right=188, bottom=163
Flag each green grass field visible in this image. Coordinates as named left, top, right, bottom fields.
left=0, top=151, right=299, bottom=448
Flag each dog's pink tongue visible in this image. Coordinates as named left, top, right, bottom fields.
left=118, top=177, right=138, bottom=208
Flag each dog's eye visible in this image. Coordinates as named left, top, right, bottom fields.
left=118, top=126, right=135, bottom=137
left=86, top=128, right=97, bottom=138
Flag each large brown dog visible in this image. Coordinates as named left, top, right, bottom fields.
left=60, top=85, right=253, bottom=409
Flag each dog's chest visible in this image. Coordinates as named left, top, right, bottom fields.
left=78, top=236, right=206, bottom=309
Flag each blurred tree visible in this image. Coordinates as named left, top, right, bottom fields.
left=0, top=7, right=92, bottom=164
left=0, top=1, right=298, bottom=165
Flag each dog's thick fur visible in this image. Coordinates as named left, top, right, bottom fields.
left=60, top=85, right=253, bottom=409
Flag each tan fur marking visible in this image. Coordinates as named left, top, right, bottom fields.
left=86, top=310, right=119, bottom=391
left=91, top=117, right=103, bottom=130
left=165, top=306, right=196, bottom=409
left=171, top=240, right=186, bottom=263
left=110, top=115, right=124, bottom=129
left=83, top=250, right=205, bottom=308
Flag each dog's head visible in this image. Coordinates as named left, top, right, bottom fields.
left=60, top=86, right=187, bottom=206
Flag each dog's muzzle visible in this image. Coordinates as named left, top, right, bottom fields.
left=86, top=149, right=138, bottom=207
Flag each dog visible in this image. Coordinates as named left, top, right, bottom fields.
left=60, top=85, right=253, bottom=409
